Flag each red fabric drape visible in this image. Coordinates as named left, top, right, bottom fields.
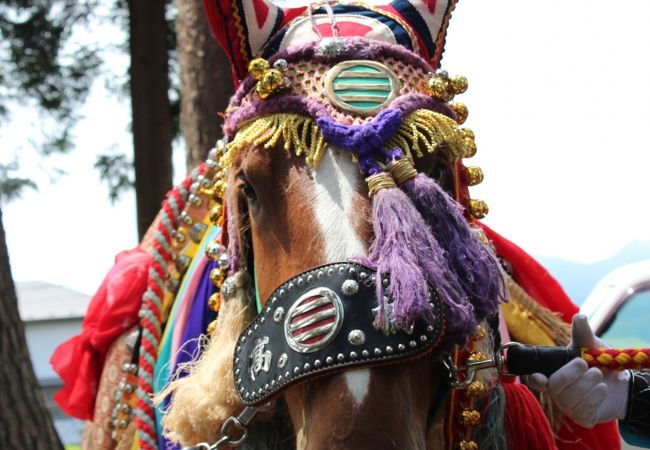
left=478, top=223, right=621, bottom=450
left=50, top=248, right=152, bottom=420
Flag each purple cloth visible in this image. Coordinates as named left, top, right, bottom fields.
left=160, top=261, right=218, bottom=450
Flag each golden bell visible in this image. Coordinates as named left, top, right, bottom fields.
left=467, top=199, right=489, bottom=219
left=451, top=102, right=469, bottom=124
left=471, top=324, right=487, bottom=341
left=466, top=380, right=486, bottom=398
left=460, top=128, right=475, bottom=141
left=212, top=179, right=227, bottom=196
left=209, top=204, right=223, bottom=224
left=460, top=409, right=481, bottom=427
left=256, top=82, right=272, bottom=99
left=462, top=138, right=477, bottom=158
left=209, top=267, right=226, bottom=286
left=207, top=319, right=218, bottom=335
left=428, top=76, right=448, bottom=99
left=248, top=57, right=270, bottom=80
left=208, top=292, right=221, bottom=312
left=450, top=75, right=468, bottom=94
left=464, top=166, right=484, bottom=186
left=459, top=440, right=479, bottom=450
left=262, top=68, right=284, bottom=90
left=467, top=351, right=487, bottom=362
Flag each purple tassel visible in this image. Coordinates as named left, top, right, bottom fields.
left=400, top=173, right=506, bottom=319
left=357, top=185, right=477, bottom=343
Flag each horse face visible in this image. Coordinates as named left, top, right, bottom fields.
left=230, top=144, right=443, bottom=450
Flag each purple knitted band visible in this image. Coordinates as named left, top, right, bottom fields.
left=317, top=108, right=404, bottom=174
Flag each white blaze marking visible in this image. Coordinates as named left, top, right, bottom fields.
left=344, top=369, right=371, bottom=406
left=311, top=147, right=370, bottom=406
left=312, top=147, right=367, bottom=261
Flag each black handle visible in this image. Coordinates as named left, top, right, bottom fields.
left=505, top=345, right=581, bottom=376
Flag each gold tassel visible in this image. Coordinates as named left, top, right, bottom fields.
left=221, top=114, right=325, bottom=168
left=502, top=275, right=572, bottom=346
left=384, top=109, right=465, bottom=161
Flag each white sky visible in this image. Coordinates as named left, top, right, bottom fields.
left=3, top=0, right=650, bottom=295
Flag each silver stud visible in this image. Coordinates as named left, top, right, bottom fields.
left=317, top=270, right=324, bottom=278
left=240, top=336, right=246, bottom=343
left=279, top=289, right=286, bottom=297
left=273, top=307, right=285, bottom=323
left=264, top=383, right=269, bottom=390
left=307, top=275, right=314, bottom=283
left=285, top=371, right=290, bottom=378
left=278, top=375, right=283, bottom=382
left=327, top=268, right=334, bottom=276
left=288, top=282, right=295, bottom=291
left=427, top=325, right=434, bottom=332
left=341, top=279, right=359, bottom=296
left=304, top=363, right=311, bottom=371
left=273, top=59, right=288, bottom=70
left=338, top=266, right=345, bottom=274
left=386, top=346, right=394, bottom=354
left=398, top=344, right=406, bottom=351
left=253, top=323, right=259, bottom=330
left=350, top=351, right=358, bottom=359
left=362, top=350, right=370, bottom=357
left=359, top=272, right=368, bottom=280
left=294, top=367, right=300, bottom=374
left=277, top=353, right=288, bottom=369
left=314, top=359, right=321, bottom=368
left=337, top=353, right=345, bottom=362
left=247, top=329, right=252, bottom=336
left=237, top=378, right=242, bottom=385
left=382, top=278, right=389, bottom=286
left=326, top=356, right=334, bottom=364
left=235, top=357, right=240, bottom=363
left=409, top=340, right=417, bottom=348
left=235, top=368, right=240, bottom=375
left=271, top=296, right=278, bottom=304
left=349, top=267, right=357, bottom=276
left=420, top=335, right=428, bottom=342
left=297, top=277, right=304, bottom=286
left=181, top=212, right=193, bottom=225
left=240, top=386, right=245, bottom=392
left=374, top=348, right=382, bottom=356
left=244, top=392, right=250, bottom=399
left=271, top=380, right=276, bottom=386
left=348, top=329, right=366, bottom=346
left=258, top=388, right=263, bottom=395
left=260, top=316, right=266, bottom=324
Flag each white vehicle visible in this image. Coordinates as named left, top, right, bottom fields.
left=580, top=260, right=650, bottom=350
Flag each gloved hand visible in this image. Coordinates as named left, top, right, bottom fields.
left=528, top=314, right=630, bottom=428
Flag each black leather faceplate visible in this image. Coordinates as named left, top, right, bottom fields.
left=233, top=262, right=445, bottom=406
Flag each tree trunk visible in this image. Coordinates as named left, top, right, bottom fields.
left=128, top=0, right=174, bottom=240
left=176, top=0, right=234, bottom=170
left=0, top=207, right=63, bottom=449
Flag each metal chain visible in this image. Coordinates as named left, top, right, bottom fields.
left=181, top=403, right=274, bottom=450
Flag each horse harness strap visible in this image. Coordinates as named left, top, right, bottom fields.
left=233, top=262, right=445, bottom=406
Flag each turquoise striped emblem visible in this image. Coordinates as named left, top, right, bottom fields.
left=325, top=61, right=400, bottom=116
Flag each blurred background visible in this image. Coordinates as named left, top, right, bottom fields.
left=0, top=0, right=648, bottom=448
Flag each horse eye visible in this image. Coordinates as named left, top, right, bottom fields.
left=241, top=181, right=258, bottom=202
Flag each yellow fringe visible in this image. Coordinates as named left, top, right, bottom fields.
left=221, top=113, right=326, bottom=168
left=385, top=109, right=465, bottom=161
left=221, top=109, right=465, bottom=168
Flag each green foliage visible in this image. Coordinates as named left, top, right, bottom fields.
left=94, top=152, right=133, bottom=203
left=0, top=161, right=36, bottom=204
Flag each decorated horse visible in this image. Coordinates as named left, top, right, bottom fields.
left=51, top=0, right=625, bottom=449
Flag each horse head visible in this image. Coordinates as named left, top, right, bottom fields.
left=159, top=1, right=507, bottom=449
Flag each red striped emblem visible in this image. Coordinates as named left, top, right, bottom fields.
left=284, top=288, right=343, bottom=353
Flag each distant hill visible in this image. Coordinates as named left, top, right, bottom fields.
left=536, top=241, right=650, bottom=306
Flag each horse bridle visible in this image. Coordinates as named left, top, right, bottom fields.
left=233, top=261, right=446, bottom=405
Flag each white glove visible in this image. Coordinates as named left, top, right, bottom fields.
left=528, top=314, right=630, bottom=428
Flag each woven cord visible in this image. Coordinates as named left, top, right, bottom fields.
left=133, top=165, right=205, bottom=450
left=582, top=348, right=650, bottom=371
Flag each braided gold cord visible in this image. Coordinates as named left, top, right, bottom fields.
left=581, top=348, right=650, bottom=370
